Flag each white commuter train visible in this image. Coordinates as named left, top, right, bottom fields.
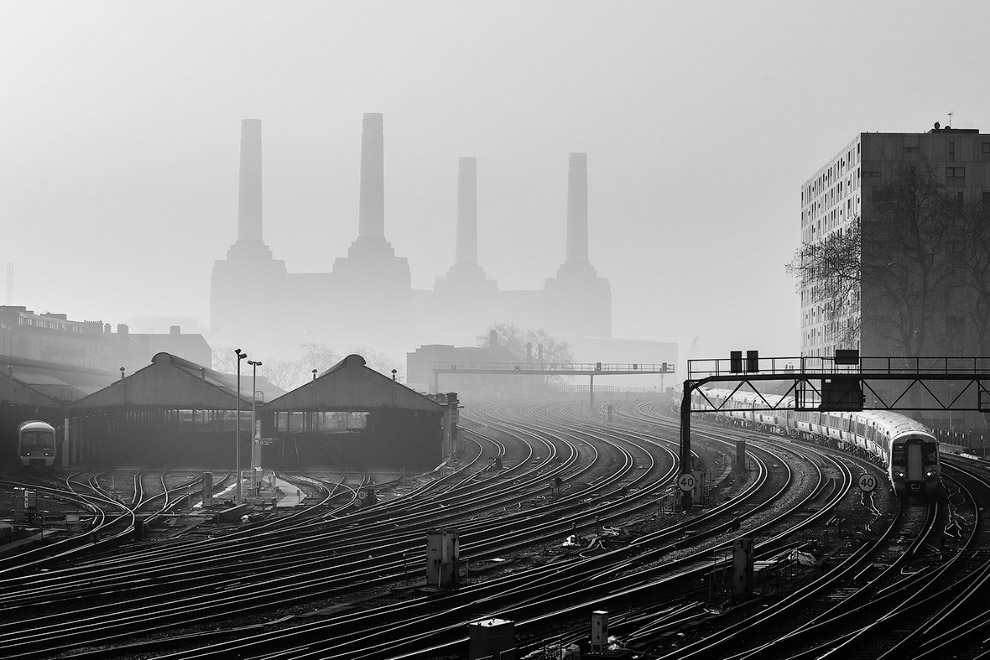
left=18, top=420, right=57, bottom=468
left=674, top=387, right=940, bottom=498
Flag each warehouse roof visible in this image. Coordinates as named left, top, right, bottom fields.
left=69, top=352, right=284, bottom=410
left=267, top=354, right=444, bottom=413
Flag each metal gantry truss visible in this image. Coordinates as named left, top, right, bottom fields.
left=679, top=354, right=990, bottom=509
left=432, top=361, right=674, bottom=407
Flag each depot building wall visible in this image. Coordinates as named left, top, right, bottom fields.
left=261, top=408, right=443, bottom=472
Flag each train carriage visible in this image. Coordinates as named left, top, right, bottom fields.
left=673, top=386, right=939, bottom=498
left=18, top=420, right=57, bottom=468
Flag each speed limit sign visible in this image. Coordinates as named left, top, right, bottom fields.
left=858, top=473, right=878, bottom=493
left=678, top=473, right=697, bottom=492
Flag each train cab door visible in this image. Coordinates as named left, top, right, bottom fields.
left=907, top=442, right=924, bottom=482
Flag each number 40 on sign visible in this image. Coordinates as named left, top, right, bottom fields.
left=858, top=473, right=877, bottom=492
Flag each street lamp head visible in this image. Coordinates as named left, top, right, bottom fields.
left=248, top=359, right=262, bottom=367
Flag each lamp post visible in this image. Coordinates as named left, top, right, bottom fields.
left=248, top=359, right=262, bottom=492
left=311, top=369, right=318, bottom=432
left=7, top=365, right=12, bottom=407
left=234, top=348, right=248, bottom=503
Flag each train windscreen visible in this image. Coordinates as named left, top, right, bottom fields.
left=907, top=443, right=923, bottom=481
left=21, top=430, right=55, bottom=450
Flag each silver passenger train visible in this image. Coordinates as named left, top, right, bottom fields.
left=675, top=387, right=940, bottom=498
left=18, top=420, right=57, bottom=468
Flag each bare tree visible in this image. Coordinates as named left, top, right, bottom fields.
left=211, top=346, right=238, bottom=374
left=864, top=163, right=954, bottom=357
left=476, top=322, right=574, bottom=363
left=259, top=359, right=304, bottom=390
left=786, top=224, right=862, bottom=345
left=788, top=163, right=955, bottom=357
left=961, top=197, right=990, bottom=354
left=299, top=343, right=341, bottom=375
left=350, top=346, right=405, bottom=381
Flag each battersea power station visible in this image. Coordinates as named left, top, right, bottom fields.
left=210, top=114, right=649, bottom=367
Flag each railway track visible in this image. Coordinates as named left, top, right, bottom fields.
left=1, top=397, right=986, bottom=659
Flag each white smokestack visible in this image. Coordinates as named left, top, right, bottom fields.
left=358, top=113, right=385, bottom=239
left=456, top=157, right=478, bottom=264
left=237, top=119, right=263, bottom=242
left=565, top=152, right=589, bottom=263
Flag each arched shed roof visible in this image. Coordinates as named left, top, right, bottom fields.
left=1, top=370, right=63, bottom=407
left=267, top=354, right=443, bottom=413
left=69, top=352, right=284, bottom=410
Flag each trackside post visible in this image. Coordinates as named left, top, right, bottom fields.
left=680, top=380, right=694, bottom=510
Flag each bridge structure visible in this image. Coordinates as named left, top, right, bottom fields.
left=432, top=361, right=674, bottom=408
left=679, top=351, right=990, bottom=509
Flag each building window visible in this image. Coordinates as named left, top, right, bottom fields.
left=983, top=191, right=990, bottom=205
left=946, top=167, right=966, bottom=179
left=948, top=141, right=955, bottom=161
left=982, top=142, right=990, bottom=161
left=863, top=170, right=881, bottom=178
left=903, top=145, right=919, bottom=153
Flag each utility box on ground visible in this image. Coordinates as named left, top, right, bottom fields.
left=468, top=618, right=515, bottom=660
left=591, top=610, right=608, bottom=652
left=426, top=528, right=459, bottom=589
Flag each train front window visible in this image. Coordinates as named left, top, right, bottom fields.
left=21, top=431, right=54, bottom=449
left=923, top=443, right=938, bottom=464
left=891, top=444, right=906, bottom=466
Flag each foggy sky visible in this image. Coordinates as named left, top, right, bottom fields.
left=2, top=0, right=989, bottom=363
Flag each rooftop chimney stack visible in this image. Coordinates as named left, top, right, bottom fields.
left=565, top=153, right=589, bottom=263
left=358, top=113, right=385, bottom=239
left=237, top=119, right=263, bottom=243
left=456, top=157, right=478, bottom=265
left=5, top=263, right=12, bottom=305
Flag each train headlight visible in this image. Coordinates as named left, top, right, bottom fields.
left=894, top=470, right=905, bottom=478
left=925, top=470, right=937, bottom=477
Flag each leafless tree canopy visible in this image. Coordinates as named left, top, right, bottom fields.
left=788, top=162, right=989, bottom=356
left=961, top=197, right=990, bottom=353
left=212, top=342, right=404, bottom=390
left=864, top=163, right=955, bottom=356
left=786, top=224, right=862, bottom=344
left=477, top=322, right=574, bottom=364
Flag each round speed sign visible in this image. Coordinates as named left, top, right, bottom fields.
left=678, top=473, right=697, bottom=492
left=858, top=473, right=878, bottom=493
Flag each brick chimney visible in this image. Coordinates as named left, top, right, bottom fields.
left=358, top=113, right=385, bottom=239
left=237, top=119, right=263, bottom=242
left=565, top=153, right=589, bottom=263
left=456, top=157, right=478, bottom=265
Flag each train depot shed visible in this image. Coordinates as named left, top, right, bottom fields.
left=67, top=352, right=284, bottom=466
left=262, top=354, right=450, bottom=473
left=0, top=368, right=66, bottom=466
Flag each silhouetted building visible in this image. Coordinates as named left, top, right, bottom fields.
left=802, top=126, right=990, bottom=431
left=801, top=126, right=990, bottom=359
left=0, top=306, right=211, bottom=375
left=210, top=115, right=613, bottom=359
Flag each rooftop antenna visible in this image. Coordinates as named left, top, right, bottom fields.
left=948, top=111, right=954, bottom=128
